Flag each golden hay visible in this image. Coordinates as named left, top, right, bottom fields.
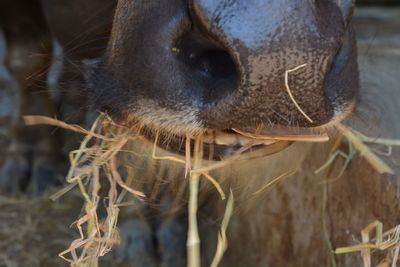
left=23, top=115, right=399, bottom=267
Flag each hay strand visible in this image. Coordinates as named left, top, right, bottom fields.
left=284, top=64, right=313, bottom=123
left=335, top=123, right=394, bottom=174
left=252, top=170, right=297, bottom=196
left=211, top=190, right=234, bottom=267
left=202, top=173, right=226, bottom=200
left=232, top=128, right=329, bottom=142
left=24, top=115, right=116, bottom=141
left=187, top=135, right=203, bottom=267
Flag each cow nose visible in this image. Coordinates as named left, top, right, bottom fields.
left=174, top=30, right=239, bottom=105
left=174, top=0, right=349, bottom=129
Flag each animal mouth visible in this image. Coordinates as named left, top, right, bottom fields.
left=145, top=126, right=329, bottom=161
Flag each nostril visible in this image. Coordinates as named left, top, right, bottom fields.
left=195, top=50, right=237, bottom=79
left=174, top=33, right=239, bottom=105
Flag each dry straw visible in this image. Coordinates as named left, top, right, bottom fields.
left=335, top=221, right=400, bottom=267
left=284, top=63, right=314, bottom=123
left=187, top=136, right=203, bottom=267
left=316, top=124, right=400, bottom=267
left=23, top=115, right=399, bottom=267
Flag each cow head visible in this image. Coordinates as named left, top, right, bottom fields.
left=87, top=0, right=359, bottom=158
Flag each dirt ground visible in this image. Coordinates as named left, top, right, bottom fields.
left=0, top=7, right=400, bottom=267
left=0, top=192, right=80, bottom=267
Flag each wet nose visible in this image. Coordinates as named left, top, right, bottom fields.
left=176, top=0, right=349, bottom=129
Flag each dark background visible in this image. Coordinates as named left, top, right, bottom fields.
left=358, top=0, right=399, bottom=5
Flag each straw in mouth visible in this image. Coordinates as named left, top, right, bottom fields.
left=149, top=127, right=329, bottom=161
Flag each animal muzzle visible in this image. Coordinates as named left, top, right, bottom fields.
left=178, top=0, right=359, bottom=130
left=91, top=0, right=358, bottom=135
